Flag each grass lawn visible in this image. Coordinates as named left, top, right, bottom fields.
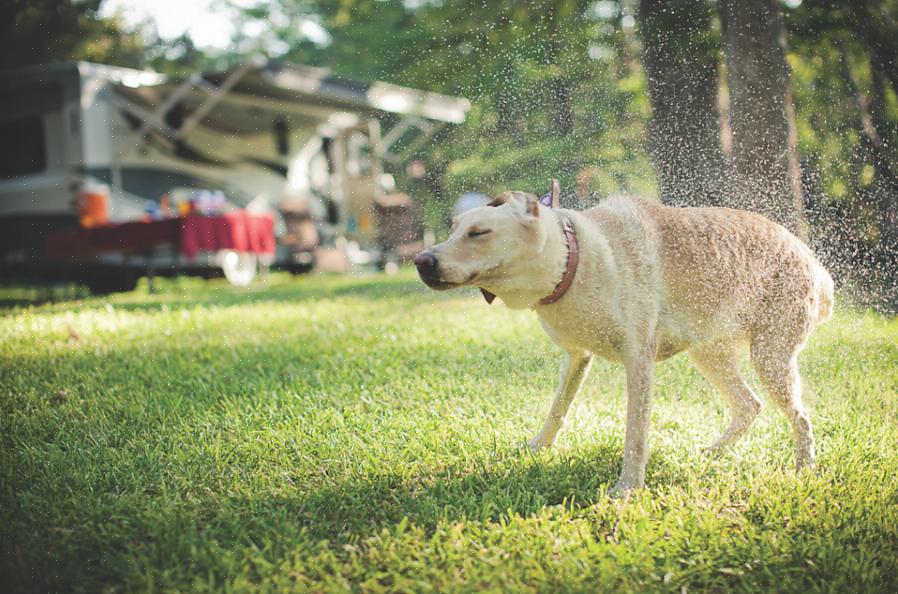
left=1, top=269, right=897, bottom=593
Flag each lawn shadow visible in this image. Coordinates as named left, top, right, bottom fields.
left=0, top=439, right=727, bottom=594
left=0, top=271, right=468, bottom=315
left=283, top=445, right=626, bottom=542
left=273, top=433, right=732, bottom=545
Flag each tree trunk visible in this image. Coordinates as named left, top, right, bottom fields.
left=638, top=0, right=726, bottom=207
left=720, top=0, right=805, bottom=236
left=546, top=1, right=575, bottom=137
left=551, top=77, right=574, bottom=137
left=867, top=49, right=898, bottom=302
left=495, top=56, right=523, bottom=136
left=866, top=5, right=898, bottom=98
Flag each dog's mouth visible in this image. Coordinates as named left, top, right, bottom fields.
left=418, top=272, right=458, bottom=290
left=418, top=264, right=501, bottom=291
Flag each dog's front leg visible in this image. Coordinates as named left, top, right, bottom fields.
left=612, top=345, right=655, bottom=495
left=528, top=351, right=593, bottom=451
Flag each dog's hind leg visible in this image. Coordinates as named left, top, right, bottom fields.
left=689, top=343, right=762, bottom=453
left=528, top=351, right=593, bottom=451
left=751, top=333, right=816, bottom=470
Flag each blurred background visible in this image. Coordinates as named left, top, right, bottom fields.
left=1, top=0, right=896, bottom=309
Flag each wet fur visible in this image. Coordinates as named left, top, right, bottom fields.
left=418, top=193, right=834, bottom=494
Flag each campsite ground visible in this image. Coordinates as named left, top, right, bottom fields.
left=2, top=270, right=896, bottom=593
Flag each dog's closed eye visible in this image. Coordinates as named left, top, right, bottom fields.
left=467, top=229, right=492, bottom=238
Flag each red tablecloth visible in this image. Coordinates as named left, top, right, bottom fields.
left=45, top=211, right=276, bottom=260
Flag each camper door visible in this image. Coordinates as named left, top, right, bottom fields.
left=0, top=80, right=75, bottom=217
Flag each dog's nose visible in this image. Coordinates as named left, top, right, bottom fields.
left=414, top=251, right=438, bottom=271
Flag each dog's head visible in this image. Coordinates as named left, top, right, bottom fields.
left=414, top=191, right=549, bottom=299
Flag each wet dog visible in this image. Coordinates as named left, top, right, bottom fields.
left=415, top=189, right=833, bottom=494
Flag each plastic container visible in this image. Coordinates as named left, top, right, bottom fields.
left=76, top=183, right=110, bottom=228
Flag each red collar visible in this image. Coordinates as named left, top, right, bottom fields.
left=479, top=211, right=579, bottom=306
left=538, top=212, right=579, bottom=305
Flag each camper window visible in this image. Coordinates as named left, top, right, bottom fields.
left=0, top=116, right=47, bottom=179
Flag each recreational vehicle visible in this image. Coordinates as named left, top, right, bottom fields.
left=0, top=60, right=469, bottom=292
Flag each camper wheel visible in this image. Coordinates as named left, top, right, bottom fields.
left=84, top=270, right=139, bottom=295
left=219, top=250, right=257, bottom=286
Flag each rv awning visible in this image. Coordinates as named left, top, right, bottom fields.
left=220, top=62, right=469, bottom=124
left=111, top=60, right=470, bottom=138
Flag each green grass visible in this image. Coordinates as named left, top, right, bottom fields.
left=1, top=269, right=897, bottom=593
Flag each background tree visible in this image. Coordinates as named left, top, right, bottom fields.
left=2, top=0, right=897, bottom=307
left=720, top=0, right=806, bottom=235
left=257, top=0, right=654, bottom=207
left=637, top=0, right=726, bottom=207
left=788, top=0, right=898, bottom=304
left=0, top=0, right=143, bottom=70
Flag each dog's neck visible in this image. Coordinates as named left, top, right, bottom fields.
left=481, top=208, right=572, bottom=310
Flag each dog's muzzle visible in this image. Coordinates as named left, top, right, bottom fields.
left=414, top=250, right=451, bottom=289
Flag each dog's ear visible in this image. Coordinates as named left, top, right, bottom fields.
left=488, top=191, right=539, bottom=219
left=539, top=179, right=560, bottom=209
left=487, top=192, right=512, bottom=207
left=523, top=193, right=540, bottom=218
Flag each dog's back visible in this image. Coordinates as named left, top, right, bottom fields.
left=582, top=196, right=833, bottom=343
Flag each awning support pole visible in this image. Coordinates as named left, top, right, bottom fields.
left=173, top=60, right=261, bottom=140
left=115, top=56, right=267, bottom=145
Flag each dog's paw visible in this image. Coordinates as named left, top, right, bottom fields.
left=526, top=435, right=551, bottom=452
left=609, top=478, right=644, bottom=499
left=608, top=482, right=631, bottom=499
left=699, top=443, right=742, bottom=464
left=795, top=453, right=817, bottom=473
left=698, top=443, right=723, bottom=456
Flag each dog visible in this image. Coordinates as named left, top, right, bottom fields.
left=414, top=184, right=833, bottom=494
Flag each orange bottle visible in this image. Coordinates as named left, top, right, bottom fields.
left=77, top=183, right=110, bottom=228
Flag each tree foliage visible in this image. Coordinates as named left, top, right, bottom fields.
left=2, top=0, right=897, bottom=302
left=241, top=0, right=654, bottom=206
left=0, top=0, right=144, bottom=69
left=787, top=0, right=898, bottom=303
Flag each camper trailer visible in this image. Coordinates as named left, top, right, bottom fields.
left=0, top=60, right=469, bottom=292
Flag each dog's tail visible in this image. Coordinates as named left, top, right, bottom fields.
left=813, top=265, right=834, bottom=324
